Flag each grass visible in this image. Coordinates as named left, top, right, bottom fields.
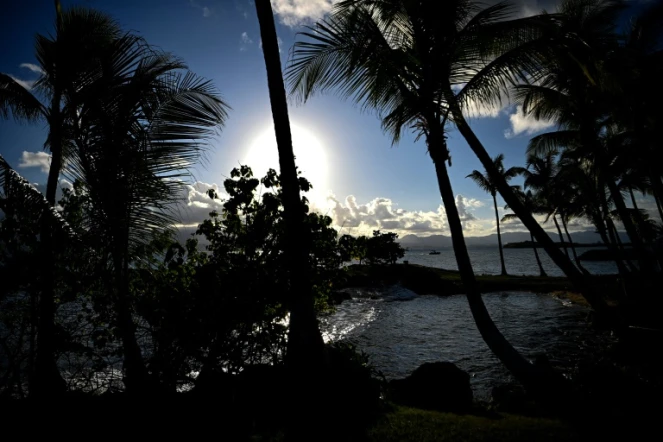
left=366, top=406, right=580, bottom=442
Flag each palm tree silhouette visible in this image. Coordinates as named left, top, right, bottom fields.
left=286, top=0, right=570, bottom=392
left=467, top=154, right=525, bottom=276
left=254, top=0, right=325, bottom=373
left=502, top=189, right=548, bottom=277
left=0, top=2, right=136, bottom=396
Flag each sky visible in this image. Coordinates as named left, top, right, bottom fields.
left=0, top=0, right=656, bottom=239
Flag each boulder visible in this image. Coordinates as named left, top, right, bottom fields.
left=491, top=384, right=529, bottom=412
left=389, top=362, right=473, bottom=411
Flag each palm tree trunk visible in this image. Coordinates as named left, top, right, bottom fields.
left=449, top=105, right=614, bottom=321
left=531, top=233, right=547, bottom=277
left=113, top=250, right=150, bottom=394
left=255, top=0, right=324, bottom=368
left=33, top=103, right=66, bottom=397
left=605, top=177, right=653, bottom=273
left=648, top=169, right=663, bottom=222
left=426, top=123, right=554, bottom=395
left=655, top=192, right=663, bottom=223
left=597, top=187, right=633, bottom=275
left=552, top=215, right=570, bottom=259
left=493, top=194, right=508, bottom=276
left=629, top=187, right=639, bottom=211
left=561, top=217, right=589, bottom=275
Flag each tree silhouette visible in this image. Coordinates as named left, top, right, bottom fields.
left=467, top=154, right=524, bottom=276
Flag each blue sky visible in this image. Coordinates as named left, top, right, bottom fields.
left=0, top=0, right=654, bottom=237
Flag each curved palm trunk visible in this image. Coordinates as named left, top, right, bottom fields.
left=561, top=217, right=589, bottom=275
left=629, top=187, right=639, bottom=211
left=649, top=170, right=663, bottom=222
left=450, top=106, right=614, bottom=320
left=33, top=102, right=66, bottom=397
left=427, top=125, right=551, bottom=394
left=593, top=211, right=630, bottom=275
left=493, top=194, right=508, bottom=276
left=113, top=248, right=150, bottom=394
left=552, top=215, right=569, bottom=259
left=598, top=186, right=634, bottom=275
left=530, top=233, right=547, bottom=277
left=255, top=0, right=324, bottom=368
left=605, top=174, right=653, bottom=274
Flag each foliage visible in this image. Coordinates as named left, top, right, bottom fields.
left=366, top=231, right=405, bottom=265
left=131, top=166, right=340, bottom=387
left=338, top=231, right=404, bottom=266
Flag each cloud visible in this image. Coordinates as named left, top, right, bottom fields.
left=8, top=74, right=34, bottom=91
left=326, top=193, right=487, bottom=237
left=270, top=0, right=339, bottom=27
left=456, top=84, right=511, bottom=119
left=20, top=63, right=44, bottom=75
left=173, top=181, right=227, bottom=227
left=240, top=31, right=254, bottom=51
left=189, top=0, right=213, bottom=17
left=504, top=105, right=555, bottom=138
left=18, top=151, right=51, bottom=173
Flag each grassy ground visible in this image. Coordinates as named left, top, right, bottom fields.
left=366, top=406, right=580, bottom=442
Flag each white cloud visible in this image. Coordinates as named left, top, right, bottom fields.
left=504, top=105, right=555, bottom=138
left=189, top=0, right=213, bottom=17
left=240, top=32, right=254, bottom=51
left=326, top=193, right=488, bottom=237
left=174, top=181, right=227, bottom=227
left=270, top=0, right=339, bottom=27
left=8, top=74, right=34, bottom=91
left=458, top=86, right=511, bottom=119
left=20, top=63, right=44, bottom=75
left=18, top=151, right=51, bottom=173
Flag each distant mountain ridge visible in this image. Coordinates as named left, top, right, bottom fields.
left=398, top=230, right=629, bottom=249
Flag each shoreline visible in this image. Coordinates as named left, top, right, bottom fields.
left=336, top=263, right=617, bottom=307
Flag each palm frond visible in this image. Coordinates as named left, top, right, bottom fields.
left=0, top=73, right=45, bottom=122
left=286, top=4, right=417, bottom=143
left=466, top=169, right=494, bottom=194
left=0, top=155, right=76, bottom=239
left=527, top=130, right=578, bottom=158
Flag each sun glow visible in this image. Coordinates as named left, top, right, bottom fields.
left=243, top=124, right=331, bottom=210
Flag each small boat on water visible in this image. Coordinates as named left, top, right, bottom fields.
left=429, top=250, right=440, bottom=255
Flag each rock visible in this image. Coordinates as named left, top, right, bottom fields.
left=491, top=384, right=529, bottom=412
left=389, top=362, right=473, bottom=411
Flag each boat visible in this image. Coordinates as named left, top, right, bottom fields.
left=428, top=250, right=440, bottom=255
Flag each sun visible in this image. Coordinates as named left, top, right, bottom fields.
left=243, top=123, right=330, bottom=209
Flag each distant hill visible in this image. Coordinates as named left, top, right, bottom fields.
left=398, top=230, right=629, bottom=249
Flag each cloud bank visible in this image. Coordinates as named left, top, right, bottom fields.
left=18, top=151, right=51, bottom=173
left=504, top=105, right=556, bottom=138
left=270, top=0, right=339, bottom=27
left=326, top=194, right=487, bottom=237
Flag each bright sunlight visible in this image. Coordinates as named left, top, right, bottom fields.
left=243, top=123, right=330, bottom=210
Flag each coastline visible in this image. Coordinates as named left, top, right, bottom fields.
left=336, top=263, right=615, bottom=306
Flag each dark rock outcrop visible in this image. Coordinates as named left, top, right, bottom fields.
left=389, top=362, right=473, bottom=411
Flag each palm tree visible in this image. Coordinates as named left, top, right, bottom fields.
left=254, top=0, right=326, bottom=374
left=521, top=153, right=571, bottom=256
left=67, top=45, right=228, bottom=392
left=287, top=0, right=613, bottom=323
left=514, top=0, right=657, bottom=274
left=502, top=189, right=548, bottom=277
left=467, top=154, right=524, bottom=276
left=0, top=2, right=131, bottom=396
left=286, top=0, right=569, bottom=393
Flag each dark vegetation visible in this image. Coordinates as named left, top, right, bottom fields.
left=1, top=0, right=663, bottom=440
